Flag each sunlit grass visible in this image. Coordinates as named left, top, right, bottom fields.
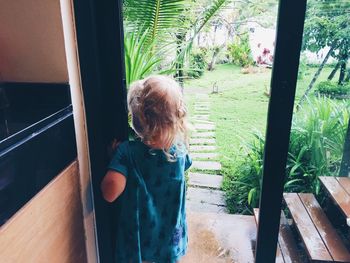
left=184, top=63, right=334, bottom=178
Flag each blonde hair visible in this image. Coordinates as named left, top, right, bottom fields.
left=128, top=75, right=189, bottom=158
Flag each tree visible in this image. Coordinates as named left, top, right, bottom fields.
left=302, top=0, right=350, bottom=83
left=298, top=0, right=350, bottom=106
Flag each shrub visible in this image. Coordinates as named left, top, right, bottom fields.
left=316, top=81, right=350, bottom=97
left=287, top=98, right=350, bottom=194
left=227, top=35, right=254, bottom=67
left=223, top=98, right=350, bottom=214
left=222, top=131, right=264, bottom=214
left=187, top=48, right=208, bottom=78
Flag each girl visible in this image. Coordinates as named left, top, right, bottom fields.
left=101, top=75, right=192, bottom=263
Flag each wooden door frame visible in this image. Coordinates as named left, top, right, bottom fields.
left=73, top=0, right=128, bottom=262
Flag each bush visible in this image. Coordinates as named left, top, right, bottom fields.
left=287, top=98, right=350, bottom=194
left=223, top=98, right=350, bottom=214
left=316, top=81, right=350, bottom=97
left=222, top=131, right=264, bottom=214
left=227, top=35, right=254, bottom=67
left=187, top=48, right=208, bottom=78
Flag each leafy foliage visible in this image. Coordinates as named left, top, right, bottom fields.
left=187, top=48, right=208, bottom=78
left=222, top=131, right=264, bottom=214
left=287, top=98, right=350, bottom=193
left=303, top=0, right=350, bottom=53
left=123, top=0, right=185, bottom=44
left=124, top=29, right=162, bottom=85
left=223, top=98, right=350, bottom=214
left=316, top=81, right=350, bottom=97
left=227, top=35, right=254, bottom=67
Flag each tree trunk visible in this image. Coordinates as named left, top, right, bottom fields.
left=345, top=68, right=350, bottom=83
left=338, top=45, right=349, bottom=85
left=338, top=62, right=346, bottom=85
left=338, top=57, right=347, bottom=85
left=175, top=33, right=185, bottom=89
left=297, top=44, right=336, bottom=108
left=328, top=62, right=340, bottom=80
left=208, top=48, right=220, bottom=71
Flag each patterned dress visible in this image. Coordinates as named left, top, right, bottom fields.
left=108, top=140, right=192, bottom=263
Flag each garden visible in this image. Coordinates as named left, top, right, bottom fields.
left=122, top=0, right=350, bottom=215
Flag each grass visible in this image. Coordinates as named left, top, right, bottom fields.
left=184, top=63, right=334, bottom=189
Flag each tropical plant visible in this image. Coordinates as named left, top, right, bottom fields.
left=124, top=29, right=162, bottom=85
left=287, top=97, right=350, bottom=194
left=222, top=131, right=264, bottom=214
left=227, top=35, right=254, bottom=67
left=223, top=98, right=350, bottom=214
left=187, top=48, right=208, bottom=78
left=123, top=0, right=185, bottom=45
left=123, top=0, right=229, bottom=85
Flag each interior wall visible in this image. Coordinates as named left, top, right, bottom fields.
left=0, top=0, right=68, bottom=83
left=0, top=161, right=87, bottom=263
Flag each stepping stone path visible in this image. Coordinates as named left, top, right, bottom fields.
left=187, top=93, right=228, bottom=213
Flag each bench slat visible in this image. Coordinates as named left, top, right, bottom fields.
left=319, top=176, right=350, bottom=220
left=253, top=209, right=285, bottom=263
left=254, top=209, right=302, bottom=263
left=337, top=177, right=350, bottom=196
left=284, top=193, right=333, bottom=261
left=299, top=193, right=350, bottom=263
left=278, top=213, right=302, bottom=263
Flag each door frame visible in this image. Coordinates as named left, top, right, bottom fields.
left=72, top=0, right=308, bottom=262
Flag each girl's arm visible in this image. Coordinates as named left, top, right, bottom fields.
left=101, top=170, right=126, bottom=202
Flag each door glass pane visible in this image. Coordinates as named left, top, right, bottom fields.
left=282, top=1, right=350, bottom=262
left=123, top=1, right=280, bottom=262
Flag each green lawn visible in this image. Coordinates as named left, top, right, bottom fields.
left=184, top=63, right=333, bottom=176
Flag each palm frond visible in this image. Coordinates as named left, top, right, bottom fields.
left=124, top=0, right=185, bottom=43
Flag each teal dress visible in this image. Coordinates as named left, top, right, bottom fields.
left=108, top=140, right=192, bottom=263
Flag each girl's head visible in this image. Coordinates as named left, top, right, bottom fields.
left=128, top=75, right=189, bottom=152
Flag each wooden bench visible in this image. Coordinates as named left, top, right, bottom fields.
left=253, top=208, right=302, bottom=263
left=319, top=176, right=350, bottom=227
left=284, top=193, right=350, bottom=262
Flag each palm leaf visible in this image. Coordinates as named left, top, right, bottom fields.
left=124, top=29, right=162, bottom=85
left=124, top=0, right=185, bottom=44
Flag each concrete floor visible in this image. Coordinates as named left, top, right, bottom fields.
left=181, top=212, right=257, bottom=263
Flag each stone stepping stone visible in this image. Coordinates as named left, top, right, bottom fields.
left=186, top=188, right=226, bottom=207
left=195, top=94, right=209, bottom=98
left=190, top=145, right=216, bottom=152
left=190, top=138, right=215, bottom=145
left=194, top=110, right=210, bottom=115
left=191, top=132, right=215, bottom=138
left=195, top=108, right=209, bottom=112
left=192, top=161, right=221, bottom=171
left=191, top=152, right=218, bottom=160
left=188, top=172, right=222, bottom=189
left=193, top=120, right=214, bottom=125
left=194, top=123, right=215, bottom=131
left=195, top=105, right=209, bottom=108
left=193, top=115, right=209, bottom=120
